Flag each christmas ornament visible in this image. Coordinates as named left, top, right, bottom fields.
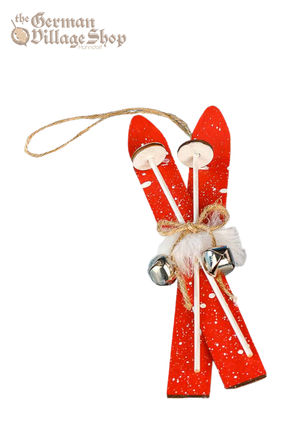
left=25, top=106, right=267, bottom=398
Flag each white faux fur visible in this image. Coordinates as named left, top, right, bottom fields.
left=158, top=227, right=246, bottom=276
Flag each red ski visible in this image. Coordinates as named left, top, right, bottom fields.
left=186, top=107, right=266, bottom=388
left=128, top=115, right=213, bottom=397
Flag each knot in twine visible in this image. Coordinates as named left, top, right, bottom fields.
left=157, top=202, right=235, bottom=310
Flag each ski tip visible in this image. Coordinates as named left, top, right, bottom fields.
left=125, top=114, right=172, bottom=157
left=193, top=106, right=230, bottom=137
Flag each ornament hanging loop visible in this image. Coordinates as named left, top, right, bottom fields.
left=21, top=104, right=192, bottom=161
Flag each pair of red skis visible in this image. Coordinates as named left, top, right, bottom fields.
left=128, top=106, right=266, bottom=397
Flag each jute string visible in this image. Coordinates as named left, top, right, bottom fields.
left=21, top=104, right=192, bottom=161
left=157, top=202, right=235, bottom=310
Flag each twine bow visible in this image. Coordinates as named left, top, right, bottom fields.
left=157, top=202, right=234, bottom=310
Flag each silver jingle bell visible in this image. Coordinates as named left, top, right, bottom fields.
left=147, top=254, right=176, bottom=286
left=202, top=246, right=235, bottom=277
